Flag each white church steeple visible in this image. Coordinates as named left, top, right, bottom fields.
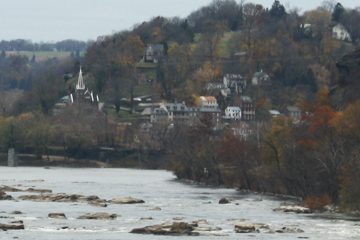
left=76, top=66, right=85, bottom=90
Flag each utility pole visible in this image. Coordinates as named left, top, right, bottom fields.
left=134, top=135, right=141, bottom=168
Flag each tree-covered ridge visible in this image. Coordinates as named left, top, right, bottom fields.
left=0, top=39, right=94, bottom=52
left=0, top=0, right=360, bottom=211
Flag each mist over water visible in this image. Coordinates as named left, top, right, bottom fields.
left=0, top=167, right=359, bottom=239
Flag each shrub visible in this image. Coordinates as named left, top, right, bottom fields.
left=305, top=194, right=331, bottom=210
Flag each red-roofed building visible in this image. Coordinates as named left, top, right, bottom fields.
left=198, top=96, right=219, bottom=109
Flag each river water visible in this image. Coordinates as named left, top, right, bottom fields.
left=0, top=167, right=359, bottom=239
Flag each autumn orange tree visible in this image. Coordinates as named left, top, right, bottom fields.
left=298, top=101, right=346, bottom=203
left=333, top=100, right=360, bottom=210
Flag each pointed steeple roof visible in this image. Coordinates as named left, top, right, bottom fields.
left=76, top=66, right=85, bottom=90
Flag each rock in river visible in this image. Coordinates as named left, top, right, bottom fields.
left=130, top=222, right=199, bottom=236
left=111, top=197, right=145, bottom=204
left=218, top=198, right=230, bottom=204
left=0, top=191, right=13, bottom=200
left=276, top=227, right=304, bottom=233
left=77, top=212, right=118, bottom=219
left=273, top=205, right=312, bottom=214
left=48, top=213, right=66, bottom=219
left=234, top=223, right=259, bottom=233
left=16, top=193, right=105, bottom=204
left=0, top=222, right=24, bottom=230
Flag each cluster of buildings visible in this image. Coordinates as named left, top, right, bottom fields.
left=52, top=48, right=302, bottom=141
left=53, top=68, right=103, bottom=115
left=140, top=67, right=302, bottom=139
left=141, top=92, right=257, bottom=138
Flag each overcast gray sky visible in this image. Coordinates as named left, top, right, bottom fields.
left=1, top=0, right=359, bottom=43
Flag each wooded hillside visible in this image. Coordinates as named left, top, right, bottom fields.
left=1, top=0, right=360, bottom=211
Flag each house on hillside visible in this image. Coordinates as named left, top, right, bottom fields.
left=240, top=96, right=255, bottom=120
left=143, top=44, right=164, bottom=63
left=223, top=74, right=246, bottom=94
left=228, top=121, right=252, bottom=139
left=154, top=102, right=222, bottom=129
left=141, top=107, right=168, bottom=123
left=206, top=82, right=226, bottom=90
left=252, top=71, right=270, bottom=85
left=198, top=96, right=218, bottom=108
left=224, top=106, right=241, bottom=120
left=332, top=23, right=352, bottom=42
left=269, top=110, right=281, bottom=118
left=285, top=106, right=302, bottom=119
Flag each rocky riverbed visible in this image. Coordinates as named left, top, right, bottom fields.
left=0, top=167, right=359, bottom=239
left=0, top=184, right=324, bottom=236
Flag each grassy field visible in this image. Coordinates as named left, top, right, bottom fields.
left=5, top=51, right=83, bottom=61
left=136, top=62, right=157, bottom=69
left=193, top=32, right=235, bottom=59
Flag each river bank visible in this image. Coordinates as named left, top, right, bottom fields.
left=0, top=153, right=129, bottom=168
left=0, top=154, right=345, bottom=214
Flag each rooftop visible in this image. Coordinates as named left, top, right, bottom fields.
left=200, top=96, right=217, bottom=102
left=241, top=96, right=252, bottom=102
left=287, top=106, right=301, bottom=112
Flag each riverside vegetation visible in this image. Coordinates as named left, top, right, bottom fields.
left=0, top=0, right=360, bottom=212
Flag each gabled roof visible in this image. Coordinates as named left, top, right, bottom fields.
left=206, top=82, right=225, bottom=88
left=241, top=96, right=252, bottom=102
left=142, top=107, right=167, bottom=115
left=200, top=96, right=217, bottom=102
left=224, top=74, right=243, bottom=79
left=253, top=71, right=269, bottom=77
left=287, top=106, right=301, bottom=112
left=269, top=110, right=281, bottom=115
left=195, top=107, right=221, bottom=113
left=162, top=103, right=188, bottom=112
left=145, top=44, right=164, bottom=52
left=226, top=106, right=241, bottom=111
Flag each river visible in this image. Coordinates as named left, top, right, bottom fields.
left=0, top=167, right=359, bottom=239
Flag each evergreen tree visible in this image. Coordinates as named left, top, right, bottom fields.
left=75, top=49, right=80, bottom=59
left=332, top=3, right=345, bottom=22
left=270, top=0, right=286, bottom=21
left=70, top=51, right=75, bottom=58
left=1, top=50, right=5, bottom=58
left=30, top=54, right=36, bottom=64
left=307, top=68, right=317, bottom=92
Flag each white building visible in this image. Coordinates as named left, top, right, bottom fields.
left=332, top=23, right=352, bottom=42
left=230, top=121, right=252, bottom=139
left=252, top=71, right=270, bottom=85
left=223, top=74, right=246, bottom=94
left=269, top=110, right=281, bottom=118
left=225, top=106, right=242, bottom=120
left=198, top=96, right=218, bottom=108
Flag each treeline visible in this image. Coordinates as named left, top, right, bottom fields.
left=0, top=39, right=94, bottom=52
left=83, top=0, right=359, bottom=112
left=164, top=95, right=360, bottom=211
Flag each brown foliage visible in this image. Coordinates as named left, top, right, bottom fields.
left=305, top=194, right=331, bottom=210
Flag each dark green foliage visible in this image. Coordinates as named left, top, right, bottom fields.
left=75, top=49, right=80, bottom=59
left=269, top=0, right=286, bottom=21
left=339, top=8, right=360, bottom=43
left=332, top=3, right=345, bottom=22
left=30, top=54, right=36, bottom=63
